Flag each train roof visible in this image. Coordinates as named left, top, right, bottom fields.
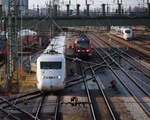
left=37, top=54, right=64, bottom=62
left=77, top=37, right=90, bottom=42
left=18, top=29, right=37, bottom=36
left=43, top=36, right=66, bottom=55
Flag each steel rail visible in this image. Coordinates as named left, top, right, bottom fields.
left=65, top=77, right=94, bottom=88
left=84, top=61, right=105, bottom=71
left=0, top=90, right=41, bottom=106
left=79, top=62, right=97, bottom=120
left=0, top=107, right=20, bottom=120
left=35, top=95, right=46, bottom=120
left=54, top=96, right=61, bottom=120
left=0, top=97, right=40, bottom=120
left=89, top=65, right=119, bottom=120
left=3, top=93, right=43, bottom=109
left=92, top=33, right=150, bottom=80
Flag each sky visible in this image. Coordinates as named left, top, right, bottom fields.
left=29, top=0, right=147, bottom=9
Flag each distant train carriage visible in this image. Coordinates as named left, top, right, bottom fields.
left=74, top=37, right=92, bottom=57
left=37, top=36, right=66, bottom=91
left=120, top=28, right=133, bottom=40
left=18, top=29, right=38, bottom=49
left=18, top=29, right=49, bottom=50
left=111, top=27, right=133, bottom=40
left=0, top=35, right=7, bottom=59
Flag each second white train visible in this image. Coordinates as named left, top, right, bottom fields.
left=111, top=26, right=133, bottom=40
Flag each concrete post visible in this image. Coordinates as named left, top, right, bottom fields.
left=86, top=4, right=90, bottom=16
left=0, top=0, right=2, bottom=18
left=37, top=5, right=40, bottom=16
left=102, top=4, right=106, bottom=16
left=148, top=3, right=150, bottom=15
left=0, top=5, right=2, bottom=19
left=77, top=4, right=80, bottom=16
left=0, top=5, right=2, bottom=31
left=54, top=4, right=58, bottom=17
left=118, top=3, right=122, bottom=15
left=66, top=4, right=70, bottom=16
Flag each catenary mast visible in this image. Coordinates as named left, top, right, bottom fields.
left=7, top=0, right=20, bottom=93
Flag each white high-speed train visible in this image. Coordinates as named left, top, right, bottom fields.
left=37, top=36, right=66, bottom=91
left=111, top=26, right=133, bottom=40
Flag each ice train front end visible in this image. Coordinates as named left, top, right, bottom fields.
left=36, top=36, right=66, bottom=91
left=37, top=55, right=66, bottom=91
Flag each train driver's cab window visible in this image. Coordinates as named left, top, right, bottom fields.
left=0, top=36, right=6, bottom=51
left=77, top=41, right=89, bottom=50
left=40, top=62, right=62, bottom=69
left=0, top=41, right=5, bottom=51
left=125, top=30, right=131, bottom=34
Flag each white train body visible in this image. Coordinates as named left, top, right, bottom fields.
left=111, top=27, right=133, bottom=40
left=37, top=36, right=66, bottom=91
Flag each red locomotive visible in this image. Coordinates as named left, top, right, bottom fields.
left=0, top=29, right=49, bottom=59
left=74, top=36, right=92, bottom=57
left=18, top=29, right=39, bottom=50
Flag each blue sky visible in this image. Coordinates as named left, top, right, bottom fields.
left=29, top=0, right=147, bottom=9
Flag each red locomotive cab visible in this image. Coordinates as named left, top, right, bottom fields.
left=74, top=37, right=92, bottom=57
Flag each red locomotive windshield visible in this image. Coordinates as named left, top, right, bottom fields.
left=77, top=41, right=90, bottom=50
left=0, top=44, right=5, bottom=52
left=0, top=37, right=6, bottom=52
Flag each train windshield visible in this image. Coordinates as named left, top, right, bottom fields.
left=77, top=41, right=89, bottom=50
left=40, top=62, right=62, bottom=69
left=0, top=41, right=5, bottom=51
left=125, top=30, right=131, bottom=33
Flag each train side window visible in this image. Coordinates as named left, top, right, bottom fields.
left=40, top=62, right=62, bottom=69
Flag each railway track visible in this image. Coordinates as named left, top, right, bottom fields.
left=0, top=91, right=63, bottom=120
left=108, top=33, right=150, bottom=57
left=87, top=33, right=150, bottom=118
left=0, top=90, right=42, bottom=120
left=91, top=33, right=150, bottom=83
left=78, top=61, right=119, bottom=120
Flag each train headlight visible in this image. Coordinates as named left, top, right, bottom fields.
left=58, top=75, right=61, bottom=79
left=86, top=49, right=90, bottom=52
